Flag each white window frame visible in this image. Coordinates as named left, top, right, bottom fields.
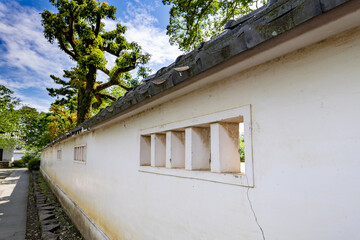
left=139, top=105, right=254, bottom=187
left=74, top=144, right=87, bottom=164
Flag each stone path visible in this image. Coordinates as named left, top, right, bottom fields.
left=0, top=169, right=14, bottom=183
left=0, top=169, right=29, bottom=240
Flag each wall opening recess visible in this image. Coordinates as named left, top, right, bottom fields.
left=57, top=149, right=62, bottom=161
left=139, top=105, right=253, bottom=187
left=74, top=145, right=87, bottom=163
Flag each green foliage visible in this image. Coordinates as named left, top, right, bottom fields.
left=28, top=158, right=41, bottom=171
left=22, top=110, right=53, bottom=151
left=21, top=152, right=40, bottom=164
left=0, top=134, right=23, bottom=151
left=0, top=85, right=24, bottom=149
left=41, top=0, right=150, bottom=124
left=47, top=72, right=77, bottom=112
left=239, top=134, right=245, bottom=162
left=20, top=104, right=77, bottom=150
left=11, top=160, right=25, bottom=168
left=21, top=154, right=33, bottom=164
left=163, top=0, right=267, bottom=52
left=0, top=85, right=21, bottom=133
left=0, top=87, right=50, bottom=150
left=0, top=85, right=67, bottom=151
left=47, top=104, right=77, bottom=140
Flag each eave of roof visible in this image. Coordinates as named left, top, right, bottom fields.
left=43, top=0, right=356, bottom=149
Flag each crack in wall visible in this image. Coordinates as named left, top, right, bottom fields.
left=246, top=176, right=266, bottom=240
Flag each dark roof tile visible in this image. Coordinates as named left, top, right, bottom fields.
left=43, top=0, right=352, bottom=149
left=320, top=0, right=349, bottom=12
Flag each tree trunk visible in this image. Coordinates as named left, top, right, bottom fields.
left=76, top=67, right=96, bottom=125
left=77, top=89, right=92, bottom=125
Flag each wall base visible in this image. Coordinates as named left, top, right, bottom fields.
left=0, top=161, right=11, bottom=168
left=40, top=168, right=110, bottom=240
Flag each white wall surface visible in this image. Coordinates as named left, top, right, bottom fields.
left=42, top=26, right=360, bottom=240
left=1, top=147, right=13, bottom=161
left=13, top=150, right=24, bottom=161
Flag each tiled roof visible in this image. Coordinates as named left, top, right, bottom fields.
left=44, top=0, right=351, bottom=148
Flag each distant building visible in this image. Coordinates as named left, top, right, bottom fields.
left=13, top=149, right=25, bottom=161
left=0, top=132, right=25, bottom=165
left=41, top=0, right=360, bottom=239
left=0, top=147, right=13, bottom=162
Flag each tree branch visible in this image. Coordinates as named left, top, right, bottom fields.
left=96, top=72, right=133, bottom=92
left=95, top=94, right=102, bottom=106
left=98, top=93, right=117, bottom=102
left=96, top=81, right=115, bottom=92
left=195, top=0, right=214, bottom=28
left=67, top=9, right=78, bottom=57
left=110, top=65, right=136, bottom=82
left=99, top=68, right=110, bottom=75
left=120, top=85, right=132, bottom=91
left=104, top=46, right=121, bottom=57
left=57, top=34, right=76, bottom=58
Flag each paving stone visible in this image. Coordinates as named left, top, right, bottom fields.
left=36, top=197, right=47, bottom=201
left=39, top=212, right=55, bottom=221
left=36, top=199, right=46, bottom=204
left=42, top=219, right=59, bottom=225
left=39, top=209, right=52, bottom=215
left=38, top=203, right=51, bottom=208
left=42, top=223, right=60, bottom=232
left=39, top=205, right=56, bottom=211
left=42, top=231, right=59, bottom=240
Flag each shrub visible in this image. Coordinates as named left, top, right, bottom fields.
left=28, top=158, right=41, bottom=170
left=21, top=152, right=40, bottom=164
left=11, top=160, right=25, bottom=168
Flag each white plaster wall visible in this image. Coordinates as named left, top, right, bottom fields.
left=13, top=150, right=24, bottom=161
left=42, top=26, right=360, bottom=240
left=1, top=147, right=13, bottom=161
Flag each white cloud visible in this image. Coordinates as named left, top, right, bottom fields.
left=0, top=2, right=73, bottom=77
left=0, top=77, right=41, bottom=90
left=104, top=2, right=182, bottom=74
left=15, top=92, right=52, bottom=113
left=0, top=1, right=181, bottom=112
left=0, top=1, right=74, bottom=111
left=123, top=2, right=182, bottom=66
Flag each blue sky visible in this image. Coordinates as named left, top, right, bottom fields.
left=0, top=0, right=182, bottom=112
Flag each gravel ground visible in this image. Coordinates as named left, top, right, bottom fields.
left=26, top=172, right=41, bottom=239
left=26, top=171, right=83, bottom=240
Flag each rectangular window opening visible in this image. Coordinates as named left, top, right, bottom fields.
left=74, top=145, right=86, bottom=162
left=140, top=135, right=151, bottom=166
left=166, top=131, right=185, bottom=169
left=151, top=134, right=166, bottom=167
left=139, top=105, right=253, bottom=187
left=185, top=127, right=210, bottom=170
left=57, top=149, right=62, bottom=161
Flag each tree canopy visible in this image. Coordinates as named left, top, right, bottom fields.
left=21, top=106, right=58, bottom=151
left=163, top=0, right=267, bottom=52
left=41, top=0, right=150, bottom=124
left=0, top=85, right=21, bottom=134
left=0, top=86, right=40, bottom=149
left=0, top=84, right=73, bottom=151
left=0, top=85, right=23, bottom=149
